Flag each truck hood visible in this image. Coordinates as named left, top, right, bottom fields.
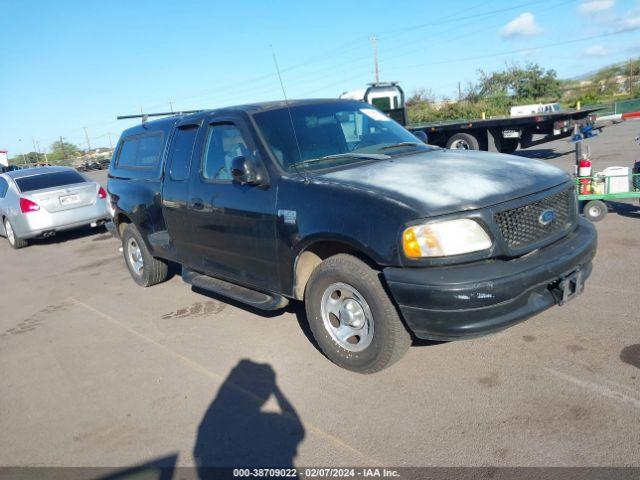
left=318, top=149, right=571, bottom=216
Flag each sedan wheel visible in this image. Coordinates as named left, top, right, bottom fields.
left=4, top=219, right=27, bottom=249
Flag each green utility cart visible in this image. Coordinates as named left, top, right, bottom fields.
left=576, top=171, right=640, bottom=221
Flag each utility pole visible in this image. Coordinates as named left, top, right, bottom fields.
left=18, top=139, right=26, bottom=165
left=370, top=34, right=380, bottom=84
left=629, top=58, right=634, bottom=94
left=169, top=101, right=175, bottom=113
left=458, top=82, right=462, bottom=102
left=107, top=133, right=113, bottom=149
left=83, top=127, right=91, bottom=152
left=59, top=136, right=66, bottom=161
left=36, top=140, right=48, bottom=163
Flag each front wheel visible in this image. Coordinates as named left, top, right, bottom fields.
left=121, top=224, right=169, bottom=286
left=304, top=254, right=411, bottom=373
left=583, top=200, right=607, bottom=222
left=4, top=218, right=27, bottom=249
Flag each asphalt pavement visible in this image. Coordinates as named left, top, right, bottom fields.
left=1, top=120, right=639, bottom=472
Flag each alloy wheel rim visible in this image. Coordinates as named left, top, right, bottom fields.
left=320, top=282, right=374, bottom=352
left=127, top=238, right=144, bottom=275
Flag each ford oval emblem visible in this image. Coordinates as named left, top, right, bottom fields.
left=539, top=209, right=556, bottom=226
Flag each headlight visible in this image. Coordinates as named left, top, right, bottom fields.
left=402, top=219, right=492, bottom=258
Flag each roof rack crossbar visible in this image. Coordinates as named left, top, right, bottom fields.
left=116, top=109, right=203, bottom=120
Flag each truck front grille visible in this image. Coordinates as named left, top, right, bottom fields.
left=494, top=187, right=576, bottom=251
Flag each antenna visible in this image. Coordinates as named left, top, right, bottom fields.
left=370, top=34, right=380, bottom=84
left=271, top=45, right=309, bottom=184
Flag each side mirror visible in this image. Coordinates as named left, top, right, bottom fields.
left=230, top=156, right=258, bottom=185
left=413, top=131, right=428, bottom=144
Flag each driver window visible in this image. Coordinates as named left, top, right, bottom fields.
left=202, top=123, right=249, bottom=181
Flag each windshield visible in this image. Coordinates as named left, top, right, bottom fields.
left=253, top=101, right=433, bottom=172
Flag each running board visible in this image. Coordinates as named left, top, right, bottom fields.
left=182, top=267, right=289, bottom=311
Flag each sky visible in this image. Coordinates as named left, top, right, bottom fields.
left=1, top=0, right=639, bottom=156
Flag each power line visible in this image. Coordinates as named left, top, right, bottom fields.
left=389, top=28, right=637, bottom=71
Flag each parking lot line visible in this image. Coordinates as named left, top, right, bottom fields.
left=69, top=297, right=383, bottom=465
left=544, top=368, right=640, bottom=409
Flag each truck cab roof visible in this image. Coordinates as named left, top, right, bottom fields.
left=119, top=99, right=351, bottom=138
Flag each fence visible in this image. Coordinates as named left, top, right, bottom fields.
left=584, top=98, right=640, bottom=116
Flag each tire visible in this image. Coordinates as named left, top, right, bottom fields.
left=304, top=254, right=411, bottom=374
left=498, top=138, right=518, bottom=154
left=4, top=218, right=27, bottom=249
left=121, top=224, right=169, bottom=287
left=446, top=132, right=479, bottom=150
left=583, top=200, right=607, bottom=222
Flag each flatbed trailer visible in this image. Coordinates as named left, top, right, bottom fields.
left=342, top=83, right=599, bottom=154
left=407, top=107, right=599, bottom=154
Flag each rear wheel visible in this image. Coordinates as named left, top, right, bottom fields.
left=583, top=200, right=607, bottom=222
left=4, top=219, right=27, bottom=249
left=446, top=133, right=479, bottom=150
left=121, top=224, right=169, bottom=286
left=304, top=254, right=411, bottom=373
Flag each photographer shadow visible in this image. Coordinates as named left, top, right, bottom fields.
left=193, top=359, right=305, bottom=477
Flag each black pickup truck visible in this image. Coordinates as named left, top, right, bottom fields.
left=107, top=99, right=597, bottom=373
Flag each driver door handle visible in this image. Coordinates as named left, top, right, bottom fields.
left=190, top=198, right=204, bottom=210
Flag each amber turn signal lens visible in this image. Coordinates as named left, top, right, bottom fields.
left=402, top=228, right=422, bottom=258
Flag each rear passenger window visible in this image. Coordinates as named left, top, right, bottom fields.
left=117, top=138, right=139, bottom=168
left=168, top=126, right=198, bottom=181
left=0, top=177, right=8, bottom=198
left=116, top=133, right=164, bottom=169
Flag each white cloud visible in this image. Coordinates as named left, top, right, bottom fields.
left=620, top=15, right=640, bottom=31
left=578, top=0, right=615, bottom=14
left=584, top=44, right=611, bottom=56
left=500, top=13, right=542, bottom=38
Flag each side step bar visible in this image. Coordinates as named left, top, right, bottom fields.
left=182, top=267, right=289, bottom=311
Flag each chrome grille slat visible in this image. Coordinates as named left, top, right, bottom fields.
left=494, top=188, right=575, bottom=250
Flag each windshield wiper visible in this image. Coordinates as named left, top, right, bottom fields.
left=290, top=152, right=390, bottom=168
left=377, top=141, right=422, bottom=151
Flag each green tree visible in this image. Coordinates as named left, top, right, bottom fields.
left=49, top=140, right=80, bottom=161
left=474, top=63, right=562, bottom=101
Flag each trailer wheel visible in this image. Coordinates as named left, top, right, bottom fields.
left=583, top=200, right=607, bottom=222
left=446, top=133, right=479, bottom=150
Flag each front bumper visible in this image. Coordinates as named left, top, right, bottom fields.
left=383, top=219, right=597, bottom=341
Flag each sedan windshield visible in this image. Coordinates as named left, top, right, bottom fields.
left=253, top=101, right=433, bottom=172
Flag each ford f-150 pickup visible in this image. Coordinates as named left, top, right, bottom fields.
left=107, top=99, right=597, bottom=373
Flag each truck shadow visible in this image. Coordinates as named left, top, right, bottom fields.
left=192, top=285, right=441, bottom=351
left=515, top=148, right=573, bottom=160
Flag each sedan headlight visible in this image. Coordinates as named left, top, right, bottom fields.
left=402, top=219, right=492, bottom=258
